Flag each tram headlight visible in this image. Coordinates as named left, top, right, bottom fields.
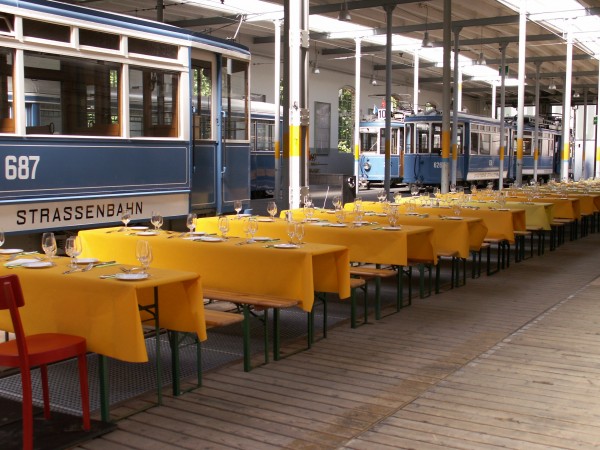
left=363, top=162, right=371, bottom=171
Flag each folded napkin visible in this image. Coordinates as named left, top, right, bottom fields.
left=4, top=258, right=41, bottom=267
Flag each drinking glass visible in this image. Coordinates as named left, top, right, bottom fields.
left=248, top=217, right=258, bottom=242
left=410, top=184, right=419, bottom=197
left=294, top=222, right=304, bottom=244
left=41, top=232, right=57, bottom=259
left=332, top=196, right=342, bottom=210
left=377, top=189, right=386, bottom=203
left=65, top=236, right=82, bottom=268
left=151, top=211, right=163, bottom=231
left=452, top=203, right=462, bottom=216
left=335, top=208, right=346, bottom=224
left=136, top=240, right=152, bottom=274
left=267, top=201, right=277, bottom=220
left=121, top=211, right=131, bottom=231
left=186, top=213, right=197, bottom=234
left=304, top=204, right=315, bottom=221
left=450, top=183, right=457, bottom=194
left=287, top=221, right=296, bottom=244
left=218, top=216, right=229, bottom=238
left=0, top=228, right=4, bottom=248
left=234, top=200, right=243, bottom=217
left=388, top=207, right=398, bottom=227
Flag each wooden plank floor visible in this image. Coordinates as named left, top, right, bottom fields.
left=77, top=232, right=600, bottom=450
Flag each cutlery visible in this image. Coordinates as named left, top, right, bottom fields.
left=120, top=266, right=141, bottom=273
left=99, top=274, right=118, bottom=279
left=62, top=267, right=81, bottom=275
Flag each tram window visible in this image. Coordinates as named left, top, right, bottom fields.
left=480, top=134, right=490, bottom=155
left=252, top=120, right=274, bottom=152
left=222, top=58, right=249, bottom=141
left=470, top=133, right=479, bottom=155
left=361, top=132, right=378, bottom=153
left=522, top=138, right=532, bottom=156
left=432, top=124, right=442, bottom=154
left=0, top=13, right=13, bottom=34
left=0, top=48, right=13, bottom=133
left=416, top=124, right=429, bottom=153
left=192, top=60, right=212, bottom=140
left=23, top=19, right=69, bottom=43
left=491, top=134, right=500, bottom=156
left=129, top=37, right=178, bottom=60
left=23, top=51, right=120, bottom=136
left=129, top=67, right=178, bottom=137
left=80, top=29, right=120, bottom=51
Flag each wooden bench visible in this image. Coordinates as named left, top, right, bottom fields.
left=470, top=242, right=491, bottom=279
left=484, top=238, right=510, bottom=273
left=202, top=288, right=299, bottom=372
left=349, top=266, right=401, bottom=322
left=434, top=250, right=464, bottom=292
left=204, top=309, right=244, bottom=328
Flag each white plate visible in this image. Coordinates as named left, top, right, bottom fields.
left=444, top=216, right=463, bottom=220
left=352, top=221, right=371, bottom=225
left=129, top=226, right=149, bottom=231
left=380, top=226, right=402, bottom=231
left=273, top=244, right=298, bottom=249
left=0, top=248, right=24, bottom=254
left=4, top=258, right=41, bottom=267
left=252, top=236, right=272, bottom=241
left=115, top=273, right=149, bottom=281
left=182, top=236, right=203, bottom=241
left=305, top=218, right=321, bottom=222
left=237, top=213, right=252, bottom=218
left=328, top=223, right=347, bottom=227
left=257, top=218, right=274, bottom=222
left=189, top=231, right=206, bottom=236
left=310, top=222, right=330, bottom=226
left=74, top=258, right=99, bottom=264
left=22, top=261, right=54, bottom=269
left=199, top=236, right=224, bottom=242
left=137, top=231, right=159, bottom=236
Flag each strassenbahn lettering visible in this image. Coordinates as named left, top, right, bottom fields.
left=16, top=202, right=143, bottom=225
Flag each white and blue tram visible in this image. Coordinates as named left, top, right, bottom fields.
left=0, top=0, right=251, bottom=233
left=402, top=111, right=506, bottom=186
left=357, top=110, right=405, bottom=188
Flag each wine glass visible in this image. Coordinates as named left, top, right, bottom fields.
left=41, top=232, right=57, bottom=259
left=332, top=195, right=342, bottom=210
left=294, top=222, right=304, bottom=245
left=267, top=201, right=277, bottom=220
left=335, top=208, right=346, bottom=224
left=234, top=200, right=243, bottom=218
left=410, top=184, right=419, bottom=197
left=450, top=183, right=457, bottom=194
left=248, top=217, right=258, bottom=242
left=151, top=211, right=163, bottom=231
left=304, top=204, right=315, bottom=222
left=65, top=236, right=82, bottom=269
left=286, top=221, right=296, bottom=244
left=218, top=216, right=229, bottom=239
left=377, top=189, right=386, bottom=203
left=136, top=240, right=152, bottom=275
left=388, top=207, right=399, bottom=227
left=0, top=228, right=4, bottom=248
left=186, top=213, right=197, bottom=234
left=121, top=212, right=131, bottom=231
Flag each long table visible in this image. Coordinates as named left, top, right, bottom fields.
left=0, top=257, right=205, bottom=420
left=79, top=228, right=350, bottom=312
left=197, top=215, right=437, bottom=266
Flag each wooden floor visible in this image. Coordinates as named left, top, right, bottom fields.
left=76, top=231, right=600, bottom=450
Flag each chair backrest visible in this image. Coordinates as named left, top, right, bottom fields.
left=0, top=275, right=30, bottom=366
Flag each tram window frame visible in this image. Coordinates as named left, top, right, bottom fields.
left=432, top=123, right=442, bottom=154
left=0, top=13, right=14, bottom=35
left=480, top=132, right=491, bottom=155
left=80, top=28, right=120, bottom=51
left=252, top=119, right=275, bottom=152
left=128, top=37, right=179, bottom=60
left=23, top=51, right=121, bottom=136
left=129, top=66, right=179, bottom=138
left=470, top=131, right=479, bottom=155
left=221, top=57, right=249, bottom=142
left=192, top=59, right=213, bottom=141
left=360, top=130, right=378, bottom=153
left=0, top=47, right=13, bottom=133
left=416, top=123, right=429, bottom=154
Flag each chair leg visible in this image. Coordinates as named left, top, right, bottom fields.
left=20, top=367, right=34, bottom=450
left=40, top=364, right=51, bottom=420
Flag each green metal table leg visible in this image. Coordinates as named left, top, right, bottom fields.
left=154, top=286, right=162, bottom=405
left=273, top=308, right=281, bottom=360
left=170, top=331, right=180, bottom=396
left=263, top=308, right=270, bottom=364
left=243, top=304, right=251, bottom=372
left=98, top=355, right=110, bottom=422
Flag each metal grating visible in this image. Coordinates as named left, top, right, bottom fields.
left=0, top=297, right=356, bottom=415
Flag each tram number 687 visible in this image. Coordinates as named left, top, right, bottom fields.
left=5, top=155, right=40, bottom=180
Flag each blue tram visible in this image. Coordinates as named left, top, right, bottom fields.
left=0, top=0, right=251, bottom=233
left=505, top=115, right=562, bottom=183
left=358, top=109, right=405, bottom=188
left=402, top=111, right=505, bottom=186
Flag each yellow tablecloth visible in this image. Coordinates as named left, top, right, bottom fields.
left=0, top=259, right=205, bottom=363
left=323, top=203, right=487, bottom=258
left=79, top=228, right=350, bottom=312
left=505, top=195, right=580, bottom=220
left=198, top=215, right=436, bottom=266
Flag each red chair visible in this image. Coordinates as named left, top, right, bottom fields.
left=0, top=274, right=90, bottom=450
